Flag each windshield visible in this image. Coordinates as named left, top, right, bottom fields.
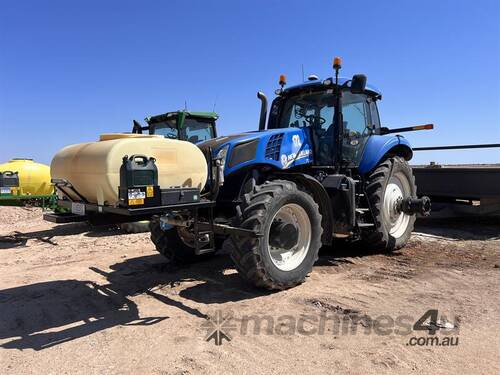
left=278, top=91, right=335, bottom=130
left=150, top=118, right=178, bottom=139
left=277, top=90, right=371, bottom=166
left=181, top=118, right=215, bottom=143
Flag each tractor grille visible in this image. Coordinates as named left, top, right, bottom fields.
left=265, top=133, right=284, bottom=161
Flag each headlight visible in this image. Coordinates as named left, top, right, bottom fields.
left=216, top=144, right=230, bottom=166
left=214, top=144, right=229, bottom=186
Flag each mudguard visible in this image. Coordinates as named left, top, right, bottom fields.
left=358, top=135, right=412, bottom=174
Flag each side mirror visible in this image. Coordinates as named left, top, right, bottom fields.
left=351, top=74, right=367, bottom=94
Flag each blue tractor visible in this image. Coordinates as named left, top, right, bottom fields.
left=149, top=58, right=432, bottom=289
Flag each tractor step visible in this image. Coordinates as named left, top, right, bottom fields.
left=357, top=223, right=375, bottom=228
left=195, top=246, right=215, bottom=255
left=194, top=231, right=216, bottom=255
left=356, top=208, right=370, bottom=213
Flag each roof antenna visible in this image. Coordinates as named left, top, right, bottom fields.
left=184, top=100, right=188, bottom=111
left=301, top=64, right=305, bottom=83
left=212, top=94, right=218, bottom=113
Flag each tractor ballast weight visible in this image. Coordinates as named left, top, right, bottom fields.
left=49, top=58, right=431, bottom=290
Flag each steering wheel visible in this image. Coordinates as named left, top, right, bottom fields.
left=305, top=115, right=326, bottom=126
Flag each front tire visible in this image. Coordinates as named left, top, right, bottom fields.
left=149, top=216, right=215, bottom=264
left=230, top=180, right=323, bottom=290
left=361, top=156, right=416, bottom=251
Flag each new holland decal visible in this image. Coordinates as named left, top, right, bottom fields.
left=280, top=134, right=311, bottom=169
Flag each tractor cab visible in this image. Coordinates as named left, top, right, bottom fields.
left=132, top=111, right=218, bottom=144
left=267, top=74, right=382, bottom=169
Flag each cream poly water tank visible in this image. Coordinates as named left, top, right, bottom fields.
left=51, top=134, right=208, bottom=205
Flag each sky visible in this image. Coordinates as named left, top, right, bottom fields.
left=1, top=0, right=499, bottom=165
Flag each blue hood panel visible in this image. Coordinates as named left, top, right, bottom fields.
left=207, top=128, right=314, bottom=175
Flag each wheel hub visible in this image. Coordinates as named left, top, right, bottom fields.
left=267, top=203, right=312, bottom=272
left=383, top=176, right=411, bottom=239
left=269, top=221, right=299, bottom=250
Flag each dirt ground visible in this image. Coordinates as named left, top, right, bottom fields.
left=0, top=207, right=499, bottom=374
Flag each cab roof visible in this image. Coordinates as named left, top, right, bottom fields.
left=146, top=110, right=218, bottom=123
left=284, top=77, right=382, bottom=98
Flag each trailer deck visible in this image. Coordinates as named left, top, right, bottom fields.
left=412, top=142, right=500, bottom=217
left=413, top=164, right=500, bottom=200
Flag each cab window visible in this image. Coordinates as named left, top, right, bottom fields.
left=342, top=94, right=369, bottom=136
left=341, top=93, right=370, bottom=164
left=151, top=118, right=178, bottom=139
left=182, top=118, right=215, bottom=143
left=369, top=101, right=381, bottom=129
left=278, top=91, right=335, bottom=129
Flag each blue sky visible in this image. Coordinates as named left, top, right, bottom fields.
left=1, top=0, right=499, bottom=165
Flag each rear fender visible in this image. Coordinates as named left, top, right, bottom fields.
left=358, top=135, right=413, bottom=174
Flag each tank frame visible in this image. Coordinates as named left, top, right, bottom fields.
left=45, top=157, right=259, bottom=254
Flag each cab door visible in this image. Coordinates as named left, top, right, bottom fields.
left=341, top=93, right=372, bottom=166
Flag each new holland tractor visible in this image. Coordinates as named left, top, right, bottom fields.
left=49, top=58, right=431, bottom=290
left=151, top=58, right=431, bottom=289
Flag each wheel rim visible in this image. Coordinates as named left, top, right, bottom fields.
left=267, top=203, right=312, bottom=272
left=383, top=172, right=411, bottom=239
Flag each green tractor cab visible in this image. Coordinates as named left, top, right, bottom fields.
left=132, top=110, right=218, bottom=144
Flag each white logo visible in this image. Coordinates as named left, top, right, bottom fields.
left=292, top=135, right=302, bottom=149
left=280, top=149, right=311, bottom=169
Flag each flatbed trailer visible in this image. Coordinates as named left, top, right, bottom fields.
left=412, top=143, right=500, bottom=217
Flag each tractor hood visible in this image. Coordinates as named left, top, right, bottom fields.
left=197, top=133, right=253, bottom=153
left=197, top=128, right=314, bottom=176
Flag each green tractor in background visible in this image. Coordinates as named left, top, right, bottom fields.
left=121, top=110, right=219, bottom=233
left=132, top=110, right=218, bottom=143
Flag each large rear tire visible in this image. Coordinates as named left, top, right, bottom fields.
left=230, top=180, right=323, bottom=290
left=361, top=156, right=416, bottom=251
left=149, top=216, right=215, bottom=264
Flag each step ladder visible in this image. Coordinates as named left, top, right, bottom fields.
left=193, top=206, right=216, bottom=255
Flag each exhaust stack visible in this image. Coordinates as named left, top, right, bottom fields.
left=257, top=91, right=268, bottom=131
